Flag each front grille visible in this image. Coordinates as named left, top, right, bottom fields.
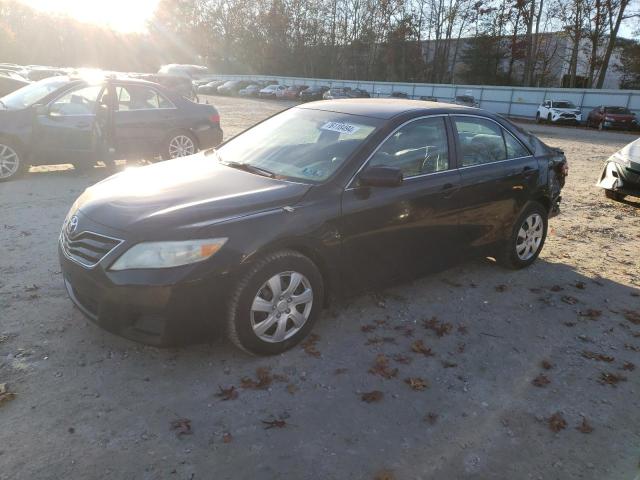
left=60, top=230, right=123, bottom=268
left=560, top=113, right=576, bottom=118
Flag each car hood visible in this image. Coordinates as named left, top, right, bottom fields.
left=608, top=137, right=640, bottom=166
left=74, top=152, right=311, bottom=234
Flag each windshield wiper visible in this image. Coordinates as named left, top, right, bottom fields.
left=219, top=159, right=276, bottom=178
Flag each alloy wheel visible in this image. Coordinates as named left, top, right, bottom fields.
left=168, top=135, right=195, bottom=158
left=0, top=143, right=20, bottom=179
left=516, top=213, right=544, bottom=261
left=250, top=271, right=313, bottom=343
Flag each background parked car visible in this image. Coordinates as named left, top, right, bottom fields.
left=238, top=84, right=263, bottom=97
left=24, top=67, right=65, bottom=81
left=0, top=75, right=223, bottom=181
left=0, top=72, right=30, bottom=96
left=597, top=137, right=640, bottom=201
left=282, top=85, right=308, bottom=100
left=259, top=84, right=287, bottom=98
left=323, top=87, right=370, bottom=99
left=454, top=95, right=478, bottom=107
left=299, top=85, right=329, bottom=101
left=389, top=91, right=409, bottom=99
left=536, top=100, right=582, bottom=125
left=586, top=106, right=638, bottom=131
left=158, top=64, right=210, bottom=79
left=217, top=80, right=251, bottom=96
left=420, top=96, right=438, bottom=102
left=198, top=80, right=226, bottom=95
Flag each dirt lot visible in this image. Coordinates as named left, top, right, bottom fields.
left=1, top=96, right=640, bottom=480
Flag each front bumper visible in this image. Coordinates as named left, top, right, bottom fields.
left=596, top=161, right=640, bottom=197
left=59, top=242, right=232, bottom=346
left=551, top=113, right=581, bottom=123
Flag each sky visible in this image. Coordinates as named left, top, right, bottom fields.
left=17, top=0, right=160, bottom=33
left=15, top=0, right=639, bottom=38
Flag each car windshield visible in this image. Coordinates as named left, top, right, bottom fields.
left=605, top=106, right=631, bottom=114
left=0, top=77, right=68, bottom=109
left=215, top=108, right=381, bottom=183
left=553, top=101, right=575, bottom=109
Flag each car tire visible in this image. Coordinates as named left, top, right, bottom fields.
left=227, top=250, right=324, bottom=356
left=535, top=112, right=541, bottom=124
left=0, top=140, right=27, bottom=182
left=604, top=189, right=625, bottom=202
left=163, top=131, right=198, bottom=160
left=497, top=202, right=548, bottom=270
left=598, top=121, right=604, bottom=131
left=547, top=113, right=552, bottom=124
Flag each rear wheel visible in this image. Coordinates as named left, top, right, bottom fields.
left=535, top=112, right=541, bottom=124
left=227, top=250, right=324, bottom=356
left=604, top=189, right=626, bottom=202
left=498, top=203, right=548, bottom=269
left=163, top=131, right=197, bottom=160
left=0, top=141, right=26, bottom=182
left=547, top=113, right=552, bottom=124
left=598, top=121, right=605, bottom=131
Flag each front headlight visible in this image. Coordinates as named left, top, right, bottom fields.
left=110, top=238, right=227, bottom=271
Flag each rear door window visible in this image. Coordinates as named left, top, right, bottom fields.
left=115, top=85, right=174, bottom=111
left=453, top=117, right=530, bottom=166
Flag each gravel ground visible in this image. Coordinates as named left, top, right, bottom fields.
left=1, top=96, right=639, bottom=480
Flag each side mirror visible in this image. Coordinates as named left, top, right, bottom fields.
left=358, top=166, right=403, bottom=188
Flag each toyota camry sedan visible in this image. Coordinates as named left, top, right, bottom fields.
left=59, top=100, right=567, bottom=355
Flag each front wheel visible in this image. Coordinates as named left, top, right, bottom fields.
left=0, top=141, right=26, bottom=182
left=227, top=250, right=324, bottom=355
left=604, top=189, right=626, bottom=202
left=535, top=112, right=541, bottom=124
left=497, top=203, right=548, bottom=269
left=163, top=132, right=197, bottom=160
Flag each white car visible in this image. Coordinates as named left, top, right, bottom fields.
left=258, top=84, right=286, bottom=99
left=536, top=100, right=582, bottom=125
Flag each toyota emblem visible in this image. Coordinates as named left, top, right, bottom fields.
left=66, top=215, right=79, bottom=235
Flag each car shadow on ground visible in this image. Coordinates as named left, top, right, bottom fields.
left=46, top=255, right=640, bottom=478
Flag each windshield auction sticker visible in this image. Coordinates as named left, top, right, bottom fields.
left=321, top=122, right=360, bottom=135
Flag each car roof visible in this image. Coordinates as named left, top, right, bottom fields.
left=297, top=98, right=481, bottom=120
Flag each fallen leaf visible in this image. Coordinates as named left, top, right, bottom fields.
left=577, top=417, right=593, bottom=434
left=405, top=377, right=428, bottom=391
left=216, top=385, right=239, bottom=401
left=361, top=390, right=384, bottom=403
left=495, top=284, right=508, bottom=292
left=457, top=324, right=468, bottom=335
left=598, top=371, right=627, bottom=386
left=286, top=384, right=298, bottom=395
left=423, top=317, right=453, bottom=337
left=373, top=469, right=395, bottom=480
left=548, top=412, right=567, bottom=432
left=550, top=285, right=564, bottom=292
left=579, top=309, right=602, bottom=319
left=262, top=419, right=287, bottom=429
left=0, top=383, right=16, bottom=405
left=170, top=418, right=192, bottom=436
left=241, top=367, right=273, bottom=390
left=301, top=334, right=321, bottom=357
left=392, top=354, right=412, bottom=365
left=368, top=354, right=398, bottom=379
left=624, top=310, right=640, bottom=325
left=361, top=324, right=377, bottom=333
left=365, top=336, right=396, bottom=346
left=222, top=432, right=233, bottom=443
left=561, top=295, right=579, bottom=305
left=541, top=359, right=554, bottom=370
left=424, top=412, right=439, bottom=425
left=622, top=361, right=635, bottom=371
left=457, top=342, right=466, bottom=353
left=411, top=340, right=434, bottom=356
left=575, top=281, right=586, bottom=290
left=582, top=350, right=614, bottom=362
left=532, top=374, right=551, bottom=387
left=24, top=284, right=39, bottom=292
left=441, top=360, right=458, bottom=368
left=563, top=321, right=577, bottom=327
left=334, top=368, right=348, bottom=375
left=625, top=344, right=640, bottom=352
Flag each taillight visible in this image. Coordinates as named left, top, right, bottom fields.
left=209, top=113, right=220, bottom=124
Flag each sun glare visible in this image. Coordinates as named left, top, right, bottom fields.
left=17, top=0, right=160, bottom=33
